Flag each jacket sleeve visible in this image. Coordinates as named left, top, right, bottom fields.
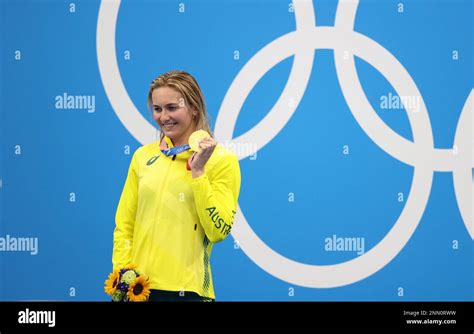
left=190, top=152, right=241, bottom=243
left=112, top=150, right=139, bottom=270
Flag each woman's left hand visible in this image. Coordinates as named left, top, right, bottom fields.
left=191, top=137, right=217, bottom=178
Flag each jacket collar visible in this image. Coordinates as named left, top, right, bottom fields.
left=160, top=135, right=193, bottom=159
left=163, top=135, right=175, bottom=148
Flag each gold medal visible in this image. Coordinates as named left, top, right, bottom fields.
left=189, top=130, right=211, bottom=153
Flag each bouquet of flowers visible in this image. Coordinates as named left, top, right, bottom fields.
left=104, top=264, right=151, bottom=302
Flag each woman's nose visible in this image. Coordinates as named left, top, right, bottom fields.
left=160, top=109, right=169, bottom=121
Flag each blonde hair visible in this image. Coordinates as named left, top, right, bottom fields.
left=148, top=70, right=212, bottom=142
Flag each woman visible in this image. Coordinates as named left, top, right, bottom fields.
left=112, top=70, right=241, bottom=301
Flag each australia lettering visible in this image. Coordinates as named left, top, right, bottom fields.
left=205, top=207, right=232, bottom=236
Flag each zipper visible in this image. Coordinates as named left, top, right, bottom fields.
left=145, top=154, right=173, bottom=278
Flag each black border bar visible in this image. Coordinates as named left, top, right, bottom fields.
left=0, top=301, right=472, bottom=330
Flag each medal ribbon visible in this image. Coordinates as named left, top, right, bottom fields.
left=160, top=139, right=190, bottom=156
left=160, top=138, right=196, bottom=171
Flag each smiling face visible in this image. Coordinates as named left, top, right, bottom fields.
left=152, top=86, right=197, bottom=147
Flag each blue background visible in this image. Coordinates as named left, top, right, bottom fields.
left=0, top=0, right=472, bottom=301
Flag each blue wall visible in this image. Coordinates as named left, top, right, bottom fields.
left=1, top=0, right=472, bottom=301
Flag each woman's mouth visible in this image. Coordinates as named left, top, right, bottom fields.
left=162, top=121, right=178, bottom=130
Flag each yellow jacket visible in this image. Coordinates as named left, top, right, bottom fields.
left=112, top=136, right=241, bottom=299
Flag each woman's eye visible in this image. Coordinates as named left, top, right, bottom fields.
left=168, top=106, right=176, bottom=111
left=154, top=108, right=161, bottom=112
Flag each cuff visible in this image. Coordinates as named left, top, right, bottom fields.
left=190, top=172, right=209, bottom=193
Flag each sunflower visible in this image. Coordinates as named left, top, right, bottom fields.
left=127, top=276, right=151, bottom=302
left=104, top=269, right=120, bottom=296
